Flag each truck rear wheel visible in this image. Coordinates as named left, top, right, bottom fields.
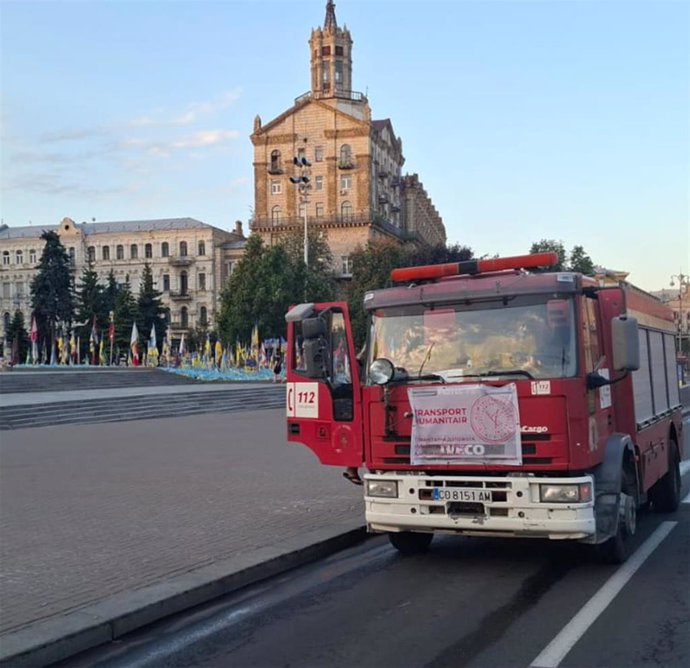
left=650, top=438, right=681, bottom=513
left=388, top=531, right=434, bottom=555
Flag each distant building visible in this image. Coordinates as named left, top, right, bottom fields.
left=250, top=0, right=445, bottom=276
left=0, top=217, right=246, bottom=338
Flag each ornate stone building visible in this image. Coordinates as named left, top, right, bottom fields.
left=0, top=217, right=246, bottom=338
left=250, top=0, right=445, bottom=276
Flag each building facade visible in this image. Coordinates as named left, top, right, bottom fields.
left=0, top=217, right=246, bottom=338
left=250, top=0, right=445, bottom=276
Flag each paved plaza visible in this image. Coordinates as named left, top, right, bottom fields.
left=0, top=405, right=362, bottom=638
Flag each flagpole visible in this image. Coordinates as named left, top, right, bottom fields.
left=109, top=311, right=114, bottom=366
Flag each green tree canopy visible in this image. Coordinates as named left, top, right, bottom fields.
left=7, top=310, right=29, bottom=364
left=529, top=239, right=568, bottom=271
left=76, top=262, right=106, bottom=338
left=30, top=230, right=75, bottom=347
left=569, top=245, right=595, bottom=276
left=112, top=275, right=138, bottom=358
left=136, top=263, right=166, bottom=351
left=528, top=239, right=596, bottom=275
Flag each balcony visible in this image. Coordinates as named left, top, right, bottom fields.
left=338, top=160, right=356, bottom=170
left=168, top=256, right=194, bottom=267
left=267, top=164, right=284, bottom=175
left=169, top=291, right=193, bottom=301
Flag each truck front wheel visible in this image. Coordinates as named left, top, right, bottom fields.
left=388, top=531, right=434, bottom=555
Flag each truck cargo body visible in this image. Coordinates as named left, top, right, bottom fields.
left=286, top=259, right=682, bottom=560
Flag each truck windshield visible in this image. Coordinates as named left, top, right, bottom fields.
left=367, top=295, right=577, bottom=381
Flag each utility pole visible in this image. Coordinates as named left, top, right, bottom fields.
left=670, top=271, right=689, bottom=355
left=290, top=155, right=312, bottom=268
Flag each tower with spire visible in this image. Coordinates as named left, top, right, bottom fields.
left=250, top=2, right=446, bottom=275
left=309, top=1, right=353, bottom=99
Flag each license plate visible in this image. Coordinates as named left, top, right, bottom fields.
left=432, top=488, right=492, bottom=503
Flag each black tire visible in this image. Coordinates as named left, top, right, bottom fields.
left=388, top=531, right=434, bottom=555
left=650, top=438, right=681, bottom=513
left=597, top=492, right=636, bottom=565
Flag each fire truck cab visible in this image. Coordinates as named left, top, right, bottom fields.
left=285, top=253, right=683, bottom=562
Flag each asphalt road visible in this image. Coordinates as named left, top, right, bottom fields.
left=61, top=423, right=690, bottom=668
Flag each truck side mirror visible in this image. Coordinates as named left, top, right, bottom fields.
left=302, top=317, right=326, bottom=340
left=611, top=316, right=639, bottom=372
left=303, top=337, right=328, bottom=378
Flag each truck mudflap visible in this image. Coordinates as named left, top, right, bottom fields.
left=363, top=473, right=596, bottom=540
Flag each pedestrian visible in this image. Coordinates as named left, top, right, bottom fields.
left=272, top=351, right=282, bottom=383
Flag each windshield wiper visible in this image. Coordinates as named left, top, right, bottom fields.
left=458, top=369, right=535, bottom=380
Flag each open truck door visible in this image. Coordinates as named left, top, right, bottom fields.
left=285, top=302, right=364, bottom=467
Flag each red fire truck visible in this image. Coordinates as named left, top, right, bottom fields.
left=285, top=253, right=683, bottom=562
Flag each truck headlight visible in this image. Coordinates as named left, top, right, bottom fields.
left=366, top=480, right=399, bottom=498
left=539, top=483, right=592, bottom=503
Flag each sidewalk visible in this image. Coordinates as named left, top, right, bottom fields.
left=0, top=408, right=365, bottom=666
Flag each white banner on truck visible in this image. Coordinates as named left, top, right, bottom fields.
left=408, top=384, right=522, bottom=466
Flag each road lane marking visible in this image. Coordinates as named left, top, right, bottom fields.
left=530, top=521, right=678, bottom=668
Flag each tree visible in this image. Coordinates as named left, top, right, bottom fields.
left=75, top=262, right=106, bottom=352
left=102, top=269, right=121, bottom=319
left=282, top=228, right=338, bottom=302
left=7, top=310, right=29, bottom=364
left=569, top=245, right=595, bottom=276
left=136, top=263, right=166, bottom=352
left=30, top=230, right=75, bottom=354
left=112, top=275, right=138, bottom=360
left=529, top=239, right=567, bottom=271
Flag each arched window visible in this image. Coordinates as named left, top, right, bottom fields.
left=15, top=250, right=23, bottom=264
left=198, top=241, right=205, bottom=256
left=200, top=306, right=208, bottom=325
left=130, top=244, right=138, bottom=259
left=87, top=247, right=95, bottom=263
left=145, top=243, right=152, bottom=259
left=102, top=246, right=110, bottom=261
left=179, top=241, right=188, bottom=257
left=2, top=251, right=9, bottom=266
left=180, top=306, right=189, bottom=328
left=341, top=201, right=353, bottom=220
left=29, top=249, right=36, bottom=263
left=271, top=206, right=282, bottom=225
left=270, top=150, right=282, bottom=173
left=116, top=245, right=124, bottom=260
left=161, top=242, right=169, bottom=258
left=339, top=144, right=352, bottom=167
left=163, top=274, right=170, bottom=292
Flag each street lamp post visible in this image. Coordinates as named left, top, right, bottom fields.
left=670, top=271, right=689, bottom=355
left=290, top=156, right=312, bottom=268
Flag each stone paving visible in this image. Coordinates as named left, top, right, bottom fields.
left=0, top=408, right=363, bottom=635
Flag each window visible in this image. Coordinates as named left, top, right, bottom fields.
left=339, top=144, right=352, bottom=167
left=2, top=251, right=10, bottom=265
left=315, top=146, right=324, bottom=162
left=179, top=241, right=188, bottom=257
left=271, top=180, right=282, bottom=195
left=270, top=150, right=282, bottom=173
left=321, top=45, right=331, bottom=56
left=2, top=283, right=10, bottom=299
left=335, top=45, right=344, bottom=56
left=199, top=273, right=206, bottom=291
left=130, top=244, right=138, bottom=259
left=69, top=247, right=76, bottom=264
left=271, top=206, right=282, bottom=224
left=180, top=271, right=188, bottom=295
left=335, top=60, right=343, bottom=89
left=198, top=241, right=205, bottom=256
left=200, top=306, right=208, bottom=326
left=163, top=274, right=170, bottom=292
left=180, top=306, right=189, bottom=329
left=298, top=203, right=307, bottom=220
left=315, top=175, right=323, bottom=191
left=297, top=148, right=306, bottom=162
left=3, top=312, right=9, bottom=333
left=29, top=249, right=36, bottom=264
left=225, top=261, right=235, bottom=278
left=102, top=246, right=110, bottom=261
left=161, top=242, right=169, bottom=258
left=145, top=243, right=152, bottom=259
left=15, top=282, right=24, bottom=298
left=340, top=175, right=352, bottom=191
left=116, top=245, right=124, bottom=260
left=341, top=255, right=353, bottom=276
left=87, top=247, right=95, bottom=263
left=315, top=203, right=324, bottom=218
left=341, top=201, right=353, bottom=220
left=15, top=250, right=23, bottom=264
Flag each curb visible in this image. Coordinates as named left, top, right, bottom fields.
left=0, top=523, right=368, bottom=667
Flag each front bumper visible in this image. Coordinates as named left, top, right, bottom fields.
left=364, top=472, right=596, bottom=540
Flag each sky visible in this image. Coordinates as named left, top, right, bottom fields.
left=1, top=0, right=688, bottom=292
